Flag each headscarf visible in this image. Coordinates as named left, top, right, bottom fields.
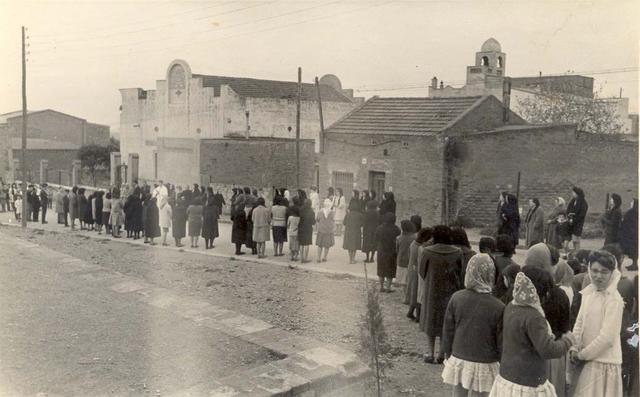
left=556, top=197, right=566, bottom=207
left=512, top=272, right=546, bottom=317
left=322, top=198, right=332, bottom=217
left=524, top=243, right=552, bottom=273
left=553, top=260, right=574, bottom=287
left=464, top=253, right=495, bottom=293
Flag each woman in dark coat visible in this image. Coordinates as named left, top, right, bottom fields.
left=620, top=199, right=638, bottom=271
left=172, top=197, right=187, bottom=247
left=85, top=192, right=96, bottom=230
left=418, top=225, right=464, bottom=364
left=497, top=192, right=520, bottom=247
left=375, top=212, right=401, bottom=292
left=94, top=191, right=104, bottom=233
left=566, top=186, right=588, bottom=251
left=298, top=198, right=316, bottom=263
left=601, top=193, right=623, bottom=245
left=362, top=200, right=379, bottom=263
left=125, top=187, right=144, bottom=239
left=78, top=188, right=88, bottom=230
left=342, top=199, right=364, bottom=264
left=378, top=191, right=396, bottom=219
left=202, top=196, right=220, bottom=249
left=143, top=195, right=160, bottom=245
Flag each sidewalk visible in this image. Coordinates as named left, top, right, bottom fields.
left=1, top=212, right=622, bottom=282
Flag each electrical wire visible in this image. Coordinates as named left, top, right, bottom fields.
left=27, top=1, right=393, bottom=67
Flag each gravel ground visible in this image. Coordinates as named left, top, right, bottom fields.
left=1, top=225, right=448, bottom=396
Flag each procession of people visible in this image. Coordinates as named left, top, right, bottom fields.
left=1, top=179, right=638, bottom=397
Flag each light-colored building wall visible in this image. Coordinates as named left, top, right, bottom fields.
left=119, top=59, right=358, bottom=185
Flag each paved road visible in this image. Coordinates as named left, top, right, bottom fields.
left=0, top=235, right=283, bottom=396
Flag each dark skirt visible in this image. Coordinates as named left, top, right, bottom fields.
left=102, top=212, right=111, bottom=226
left=231, top=212, right=247, bottom=244
left=246, top=220, right=255, bottom=249
left=172, top=207, right=187, bottom=239
left=377, top=252, right=397, bottom=278
left=202, top=219, right=219, bottom=239
left=362, top=228, right=376, bottom=252
left=298, top=226, right=313, bottom=246
left=272, top=226, right=287, bottom=243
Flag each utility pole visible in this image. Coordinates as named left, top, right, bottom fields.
left=314, top=77, right=325, bottom=153
left=21, top=26, right=28, bottom=228
left=295, top=67, right=301, bottom=189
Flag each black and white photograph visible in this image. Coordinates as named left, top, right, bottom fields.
left=0, top=1, right=638, bottom=396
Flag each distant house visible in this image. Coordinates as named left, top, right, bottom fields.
left=318, top=95, right=527, bottom=224
left=318, top=94, right=638, bottom=226
left=0, top=109, right=110, bottom=183
left=119, top=59, right=361, bottom=186
left=429, top=38, right=637, bottom=135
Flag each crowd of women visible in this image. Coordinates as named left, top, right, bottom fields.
left=4, top=179, right=639, bottom=397
left=497, top=187, right=638, bottom=271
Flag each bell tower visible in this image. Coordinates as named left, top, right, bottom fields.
left=466, top=38, right=506, bottom=86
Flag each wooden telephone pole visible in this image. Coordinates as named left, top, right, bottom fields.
left=295, top=67, right=302, bottom=189
left=21, top=26, right=28, bottom=228
left=314, top=77, right=325, bottom=153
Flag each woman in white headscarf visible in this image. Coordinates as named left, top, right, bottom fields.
left=545, top=197, right=567, bottom=250
left=315, top=198, right=335, bottom=262
left=442, top=254, right=504, bottom=396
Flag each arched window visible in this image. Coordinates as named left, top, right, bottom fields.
left=497, top=56, right=503, bottom=68
left=481, top=56, right=489, bottom=66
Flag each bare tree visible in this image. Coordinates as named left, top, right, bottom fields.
left=516, top=91, right=625, bottom=134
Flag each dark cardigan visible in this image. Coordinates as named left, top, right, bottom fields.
left=499, top=304, right=571, bottom=387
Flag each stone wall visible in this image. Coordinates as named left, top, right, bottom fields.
left=9, top=148, right=78, bottom=185
left=452, top=124, right=639, bottom=226
left=320, top=132, right=445, bottom=226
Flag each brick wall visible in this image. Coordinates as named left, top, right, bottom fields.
left=453, top=124, right=639, bottom=226
left=199, top=137, right=316, bottom=190
left=319, top=132, right=445, bottom=226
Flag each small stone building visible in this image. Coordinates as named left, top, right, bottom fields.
left=318, top=95, right=526, bottom=224
left=0, top=109, right=110, bottom=183
left=319, top=95, right=638, bottom=226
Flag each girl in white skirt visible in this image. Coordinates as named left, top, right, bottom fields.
left=442, top=254, right=504, bottom=396
left=569, top=250, right=624, bottom=397
left=490, top=267, right=575, bottom=397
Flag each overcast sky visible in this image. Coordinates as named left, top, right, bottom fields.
left=1, top=0, right=638, bottom=132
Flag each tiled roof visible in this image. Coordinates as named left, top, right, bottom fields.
left=193, top=74, right=353, bottom=103
left=10, top=138, right=80, bottom=150
left=326, top=96, right=485, bottom=135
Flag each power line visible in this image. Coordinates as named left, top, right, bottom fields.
left=32, top=0, right=337, bottom=56
left=28, top=1, right=393, bottom=67
left=31, top=1, right=237, bottom=43
left=32, top=1, right=276, bottom=50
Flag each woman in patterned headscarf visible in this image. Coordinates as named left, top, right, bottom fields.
left=489, top=269, right=575, bottom=397
left=442, top=254, right=504, bottom=396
